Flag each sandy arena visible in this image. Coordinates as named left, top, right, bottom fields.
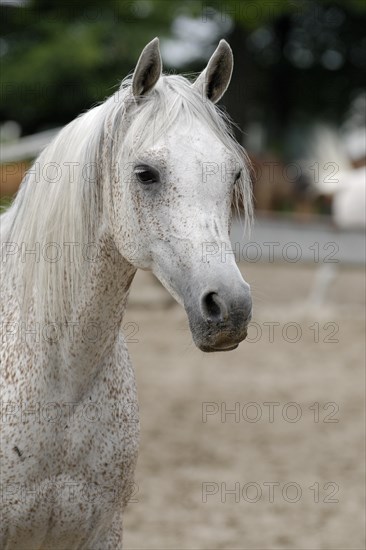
left=123, top=261, right=365, bottom=549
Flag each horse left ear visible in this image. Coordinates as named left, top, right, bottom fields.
left=132, top=37, right=162, bottom=98
left=192, top=39, right=233, bottom=104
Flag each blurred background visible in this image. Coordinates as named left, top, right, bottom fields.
left=1, top=0, right=366, bottom=219
left=1, top=1, right=365, bottom=548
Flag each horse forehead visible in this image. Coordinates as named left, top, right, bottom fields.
left=177, top=133, right=225, bottom=152
left=153, top=130, right=232, bottom=165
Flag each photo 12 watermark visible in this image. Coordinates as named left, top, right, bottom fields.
left=201, top=480, right=340, bottom=504
left=1, top=480, right=139, bottom=506
left=1, top=320, right=139, bottom=345
left=1, top=400, right=139, bottom=426
left=202, top=401, right=340, bottom=424
left=201, top=241, right=339, bottom=264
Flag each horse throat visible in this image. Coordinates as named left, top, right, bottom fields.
left=52, top=235, right=136, bottom=396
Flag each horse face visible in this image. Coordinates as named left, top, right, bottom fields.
left=112, top=38, right=252, bottom=352
left=133, top=130, right=251, bottom=352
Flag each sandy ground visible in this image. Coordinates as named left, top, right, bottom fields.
left=122, top=262, right=365, bottom=549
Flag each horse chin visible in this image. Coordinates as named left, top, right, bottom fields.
left=191, top=326, right=248, bottom=353
left=198, top=342, right=239, bottom=353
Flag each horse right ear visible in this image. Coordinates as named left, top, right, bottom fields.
left=131, top=37, right=162, bottom=98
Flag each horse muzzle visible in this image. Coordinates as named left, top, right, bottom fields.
left=186, top=284, right=252, bottom=352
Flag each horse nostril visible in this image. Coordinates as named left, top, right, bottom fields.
left=201, top=292, right=228, bottom=323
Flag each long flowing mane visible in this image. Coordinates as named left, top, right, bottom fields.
left=1, top=74, right=253, bottom=325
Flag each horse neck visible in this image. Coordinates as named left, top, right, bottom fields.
left=53, top=233, right=136, bottom=399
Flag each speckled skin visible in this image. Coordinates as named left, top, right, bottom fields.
left=1, top=39, right=252, bottom=548
left=1, top=242, right=139, bottom=548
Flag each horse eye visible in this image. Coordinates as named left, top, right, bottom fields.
left=235, top=170, right=242, bottom=184
left=134, top=165, right=159, bottom=185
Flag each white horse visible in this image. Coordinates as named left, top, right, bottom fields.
left=307, top=125, right=365, bottom=229
left=305, top=125, right=365, bottom=304
left=0, top=38, right=253, bottom=548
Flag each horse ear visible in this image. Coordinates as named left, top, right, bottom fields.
left=132, top=37, right=162, bottom=98
left=192, top=39, right=233, bottom=104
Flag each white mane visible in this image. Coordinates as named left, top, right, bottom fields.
left=1, top=74, right=253, bottom=325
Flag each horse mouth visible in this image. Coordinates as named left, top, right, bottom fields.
left=200, top=343, right=239, bottom=352
left=195, top=328, right=248, bottom=353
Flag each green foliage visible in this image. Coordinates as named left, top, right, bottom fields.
left=0, top=0, right=181, bottom=132
left=0, top=0, right=365, bottom=136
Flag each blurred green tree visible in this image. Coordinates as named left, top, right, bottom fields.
left=221, top=0, right=366, bottom=150
left=0, top=0, right=188, bottom=132
left=0, top=0, right=365, bottom=141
